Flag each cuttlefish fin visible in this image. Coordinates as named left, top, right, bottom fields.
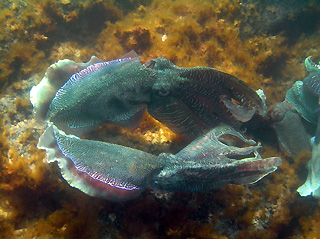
left=39, top=125, right=163, bottom=201
left=47, top=56, right=141, bottom=129
left=52, top=57, right=140, bottom=103
left=30, top=56, right=103, bottom=121
left=30, top=51, right=139, bottom=123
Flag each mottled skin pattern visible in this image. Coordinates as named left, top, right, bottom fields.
left=147, top=58, right=266, bottom=139
left=33, top=55, right=280, bottom=201
left=47, top=57, right=156, bottom=133
left=271, top=57, right=320, bottom=197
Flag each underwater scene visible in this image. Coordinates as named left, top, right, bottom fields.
left=1, top=0, right=320, bottom=238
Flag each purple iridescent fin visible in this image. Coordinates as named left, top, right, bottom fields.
left=150, top=125, right=281, bottom=192
left=55, top=58, right=136, bottom=97
left=53, top=125, right=162, bottom=189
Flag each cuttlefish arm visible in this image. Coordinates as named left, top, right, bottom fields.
left=147, top=58, right=266, bottom=139
left=151, top=125, right=281, bottom=193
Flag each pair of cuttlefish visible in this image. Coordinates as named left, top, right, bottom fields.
left=30, top=51, right=281, bottom=201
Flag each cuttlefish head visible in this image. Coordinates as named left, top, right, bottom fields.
left=146, top=58, right=267, bottom=139
left=150, top=124, right=282, bottom=193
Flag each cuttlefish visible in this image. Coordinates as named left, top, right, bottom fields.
left=30, top=51, right=281, bottom=201
left=271, top=56, right=320, bottom=198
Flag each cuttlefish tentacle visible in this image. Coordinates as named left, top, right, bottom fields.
left=271, top=100, right=312, bottom=156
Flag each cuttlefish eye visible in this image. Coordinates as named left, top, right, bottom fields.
left=144, top=60, right=156, bottom=69
left=152, top=82, right=171, bottom=97
left=157, top=89, right=170, bottom=96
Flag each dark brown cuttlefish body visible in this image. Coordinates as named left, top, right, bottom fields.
left=146, top=58, right=266, bottom=139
